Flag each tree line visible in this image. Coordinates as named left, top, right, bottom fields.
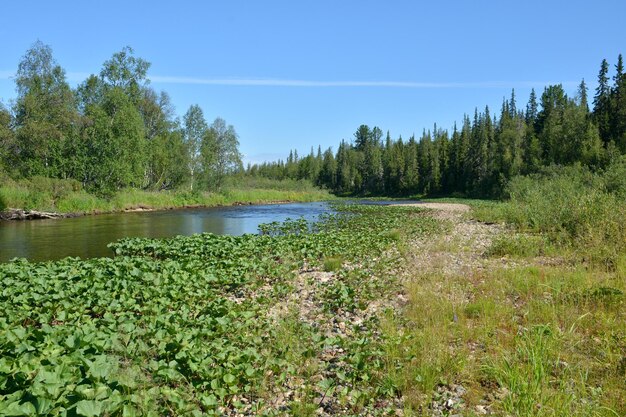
left=249, top=55, right=626, bottom=197
left=0, top=41, right=243, bottom=194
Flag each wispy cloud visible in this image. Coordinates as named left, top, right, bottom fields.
left=0, top=70, right=576, bottom=89
left=149, top=75, right=575, bottom=88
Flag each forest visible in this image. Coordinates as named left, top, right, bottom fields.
left=2, top=42, right=626, bottom=202
left=0, top=41, right=242, bottom=196
left=1, top=42, right=625, bottom=201
left=250, top=55, right=626, bottom=197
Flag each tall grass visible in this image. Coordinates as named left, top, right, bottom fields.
left=0, top=176, right=83, bottom=211
left=0, top=176, right=333, bottom=215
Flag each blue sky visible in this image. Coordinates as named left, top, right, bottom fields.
left=1, top=0, right=625, bottom=165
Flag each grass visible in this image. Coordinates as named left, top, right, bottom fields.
left=322, top=256, right=343, bottom=272
left=0, top=176, right=334, bottom=215
left=380, top=166, right=625, bottom=416
left=486, top=233, right=550, bottom=258
left=383, top=258, right=625, bottom=416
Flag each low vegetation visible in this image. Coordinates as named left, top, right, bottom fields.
left=474, top=160, right=626, bottom=267
left=1, top=168, right=624, bottom=415
left=0, top=205, right=439, bottom=416
left=389, top=167, right=624, bottom=416
left=0, top=176, right=333, bottom=215
left=387, top=262, right=624, bottom=416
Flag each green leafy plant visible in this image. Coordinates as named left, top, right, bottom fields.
left=0, top=204, right=436, bottom=415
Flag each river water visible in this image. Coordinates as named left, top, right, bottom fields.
left=0, top=202, right=332, bottom=262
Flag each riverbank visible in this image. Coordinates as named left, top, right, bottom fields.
left=0, top=180, right=334, bottom=220
left=389, top=201, right=624, bottom=416
left=0, top=202, right=623, bottom=415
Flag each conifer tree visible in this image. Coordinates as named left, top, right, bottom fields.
left=593, top=59, right=611, bottom=143
left=611, top=54, right=626, bottom=151
left=577, top=79, right=589, bottom=112
left=526, top=88, right=538, bottom=128
left=319, top=147, right=337, bottom=189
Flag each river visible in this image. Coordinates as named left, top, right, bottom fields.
left=0, top=202, right=332, bottom=262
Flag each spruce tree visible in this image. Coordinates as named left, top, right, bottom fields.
left=509, top=89, right=517, bottom=117
left=611, top=54, right=626, bottom=151
left=593, top=59, right=611, bottom=143
left=577, top=79, right=589, bottom=112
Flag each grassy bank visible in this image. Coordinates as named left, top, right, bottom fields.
left=384, top=250, right=624, bottom=416
left=398, top=167, right=625, bottom=415
left=0, top=176, right=333, bottom=215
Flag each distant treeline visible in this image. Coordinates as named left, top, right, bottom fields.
left=0, top=41, right=243, bottom=194
left=248, top=55, right=626, bottom=197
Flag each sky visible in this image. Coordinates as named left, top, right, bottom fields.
left=1, top=0, right=625, bottom=165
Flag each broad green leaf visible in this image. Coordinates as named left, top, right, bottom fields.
left=75, top=400, right=102, bottom=417
left=1, top=400, right=36, bottom=416
left=122, top=405, right=138, bottom=417
left=200, top=394, right=218, bottom=407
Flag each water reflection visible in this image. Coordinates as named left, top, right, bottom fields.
left=0, top=202, right=331, bottom=262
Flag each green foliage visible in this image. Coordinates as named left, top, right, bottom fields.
left=183, top=104, right=208, bottom=191
left=1, top=43, right=248, bottom=196
left=248, top=54, right=626, bottom=199
left=3, top=44, right=626, bottom=201
left=0, top=204, right=436, bottom=415
left=490, top=163, right=626, bottom=266
left=12, top=41, right=78, bottom=179
left=201, top=118, right=243, bottom=190
left=0, top=177, right=83, bottom=211
left=224, top=176, right=323, bottom=192
left=56, top=191, right=109, bottom=213
left=0, top=180, right=333, bottom=214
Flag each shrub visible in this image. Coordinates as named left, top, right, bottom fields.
left=498, top=162, right=626, bottom=267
